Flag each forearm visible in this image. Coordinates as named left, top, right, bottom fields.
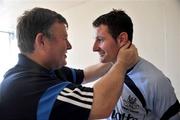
left=83, top=62, right=112, bottom=83
left=89, top=62, right=126, bottom=119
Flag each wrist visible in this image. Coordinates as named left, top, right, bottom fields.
left=113, top=62, right=127, bottom=75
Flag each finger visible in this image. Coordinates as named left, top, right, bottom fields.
left=128, top=42, right=132, bottom=48
left=129, top=44, right=138, bottom=58
left=129, top=44, right=136, bottom=50
left=121, top=41, right=131, bottom=50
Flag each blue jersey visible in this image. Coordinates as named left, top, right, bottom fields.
left=0, top=54, right=93, bottom=120
left=108, top=58, right=180, bottom=120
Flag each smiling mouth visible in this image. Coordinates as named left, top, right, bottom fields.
left=99, top=54, right=105, bottom=57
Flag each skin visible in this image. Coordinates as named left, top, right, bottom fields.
left=42, top=22, right=72, bottom=69
left=93, top=24, right=129, bottom=64
left=27, top=22, right=72, bottom=70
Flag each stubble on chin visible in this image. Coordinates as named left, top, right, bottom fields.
left=99, top=57, right=106, bottom=63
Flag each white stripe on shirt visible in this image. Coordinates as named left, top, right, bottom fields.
left=60, top=91, right=93, bottom=102
left=63, top=88, right=93, bottom=96
left=57, top=95, right=92, bottom=109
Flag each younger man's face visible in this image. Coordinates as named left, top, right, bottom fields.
left=93, top=24, right=119, bottom=63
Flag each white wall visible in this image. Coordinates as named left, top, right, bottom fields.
left=62, top=0, right=180, bottom=100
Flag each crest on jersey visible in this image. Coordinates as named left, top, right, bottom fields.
left=123, top=95, right=139, bottom=110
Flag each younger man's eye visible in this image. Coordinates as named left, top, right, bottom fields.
left=97, top=38, right=104, bottom=42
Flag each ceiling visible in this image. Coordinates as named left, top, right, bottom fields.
left=0, top=0, right=167, bottom=29
left=0, top=0, right=91, bottom=28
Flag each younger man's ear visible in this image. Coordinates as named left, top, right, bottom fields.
left=117, top=32, right=128, bottom=48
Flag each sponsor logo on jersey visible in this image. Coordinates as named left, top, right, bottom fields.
left=111, top=110, right=138, bottom=120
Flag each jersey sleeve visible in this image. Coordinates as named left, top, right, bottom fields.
left=153, top=76, right=180, bottom=120
left=49, top=83, right=93, bottom=120
left=55, top=66, right=84, bottom=84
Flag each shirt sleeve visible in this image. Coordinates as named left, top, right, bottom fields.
left=153, top=76, right=180, bottom=120
left=55, top=66, right=84, bottom=84
left=49, top=83, right=93, bottom=120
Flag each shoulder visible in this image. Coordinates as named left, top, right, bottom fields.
left=55, top=66, right=84, bottom=84
left=128, top=58, right=177, bottom=106
left=129, top=58, right=169, bottom=84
